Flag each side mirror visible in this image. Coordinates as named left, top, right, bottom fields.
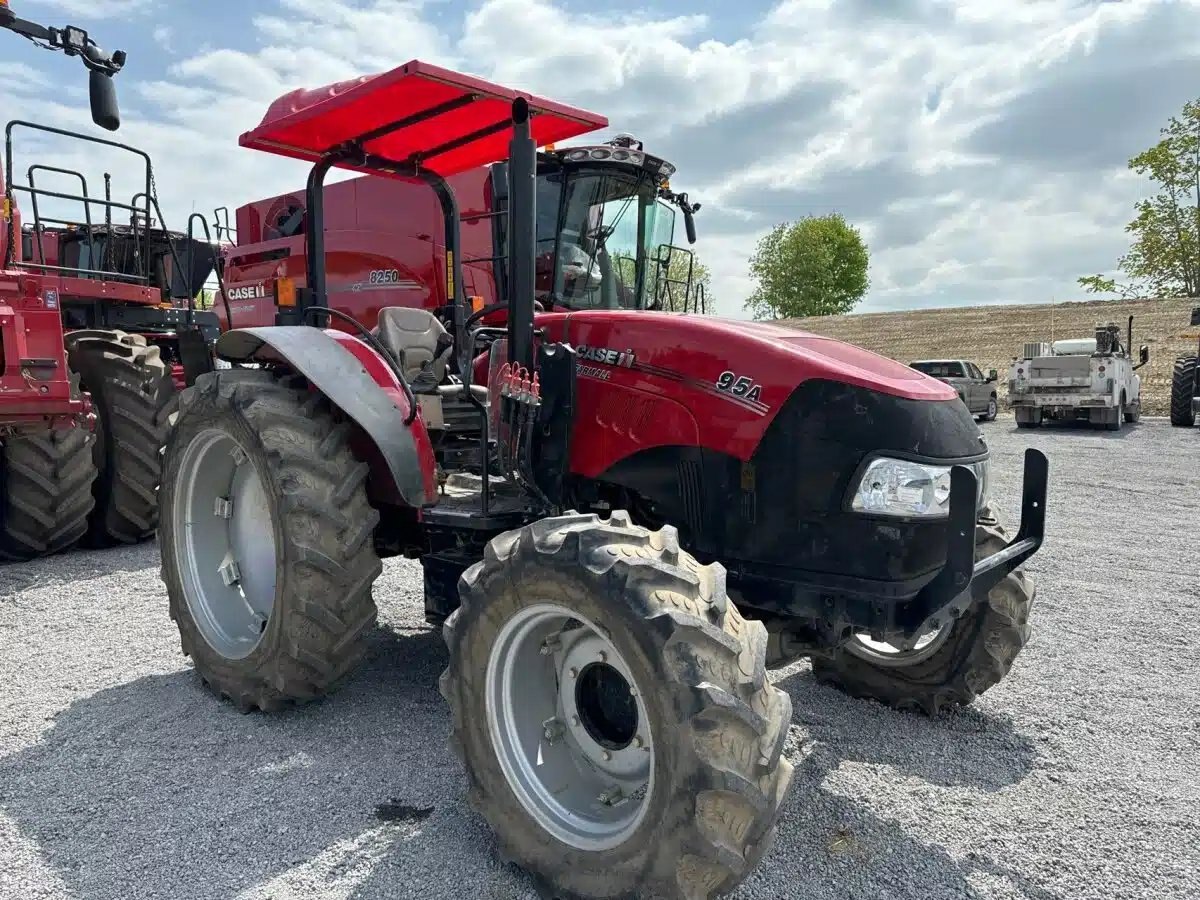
left=1139, top=345, right=1149, bottom=364
left=89, top=70, right=121, bottom=131
left=987, top=369, right=998, bottom=382
left=683, top=207, right=697, bottom=245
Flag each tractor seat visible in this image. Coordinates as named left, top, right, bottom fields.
left=373, top=307, right=450, bottom=388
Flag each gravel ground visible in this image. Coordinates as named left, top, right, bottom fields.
left=1, top=419, right=1197, bottom=900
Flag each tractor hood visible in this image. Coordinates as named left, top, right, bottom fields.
left=536, top=310, right=964, bottom=470
left=540, top=310, right=954, bottom=401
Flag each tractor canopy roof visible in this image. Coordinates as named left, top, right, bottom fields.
left=239, top=60, right=608, bottom=178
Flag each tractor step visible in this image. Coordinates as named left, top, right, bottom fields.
left=421, top=473, right=529, bottom=531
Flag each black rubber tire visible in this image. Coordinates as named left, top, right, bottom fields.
left=1015, top=408, right=1041, bottom=429
left=66, top=330, right=174, bottom=547
left=811, top=505, right=1034, bottom=715
left=441, top=511, right=795, bottom=900
left=159, top=369, right=382, bottom=712
left=1123, top=399, right=1141, bottom=424
left=0, top=423, right=96, bottom=562
left=982, top=395, right=998, bottom=422
left=1103, top=403, right=1122, bottom=431
left=1170, top=357, right=1197, bottom=427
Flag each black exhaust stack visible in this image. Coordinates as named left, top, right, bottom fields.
left=507, top=98, right=536, bottom=371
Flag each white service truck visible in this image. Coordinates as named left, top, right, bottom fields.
left=1008, top=317, right=1149, bottom=431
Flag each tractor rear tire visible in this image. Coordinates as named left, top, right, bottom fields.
left=159, top=369, right=382, bottom=712
left=811, top=505, right=1033, bottom=715
left=0, top=425, right=96, bottom=562
left=67, top=330, right=174, bottom=547
left=1170, top=357, right=1197, bottom=427
left=441, top=511, right=795, bottom=900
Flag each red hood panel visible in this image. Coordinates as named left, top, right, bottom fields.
left=532, top=311, right=959, bottom=474
left=548, top=312, right=955, bottom=401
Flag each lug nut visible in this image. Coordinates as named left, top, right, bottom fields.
left=601, top=750, right=612, bottom=761
left=598, top=650, right=608, bottom=663
left=633, top=735, right=644, bottom=749
left=569, top=667, right=578, bottom=679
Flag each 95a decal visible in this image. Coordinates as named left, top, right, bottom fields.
left=716, top=370, right=763, bottom=404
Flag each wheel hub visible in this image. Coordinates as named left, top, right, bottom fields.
left=487, top=604, right=654, bottom=850
left=846, top=622, right=951, bottom=667
left=172, top=429, right=278, bottom=660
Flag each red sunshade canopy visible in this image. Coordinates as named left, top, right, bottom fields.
left=239, top=60, right=608, bottom=178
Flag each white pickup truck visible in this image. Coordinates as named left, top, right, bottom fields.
left=1008, top=317, right=1149, bottom=431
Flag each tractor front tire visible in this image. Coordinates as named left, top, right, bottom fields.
left=812, top=505, right=1033, bottom=715
left=1170, top=357, right=1197, bottom=427
left=441, top=512, right=795, bottom=900
left=0, top=425, right=96, bottom=562
left=67, top=330, right=174, bottom=547
left=159, top=369, right=382, bottom=712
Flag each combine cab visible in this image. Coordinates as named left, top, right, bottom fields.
left=0, top=7, right=219, bottom=560
left=161, top=61, right=1048, bottom=899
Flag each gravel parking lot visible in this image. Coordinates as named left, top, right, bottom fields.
left=2, top=419, right=1197, bottom=900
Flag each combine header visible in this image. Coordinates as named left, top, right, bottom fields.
left=161, top=60, right=1049, bottom=899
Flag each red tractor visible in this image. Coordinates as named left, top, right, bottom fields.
left=0, top=5, right=219, bottom=561
left=161, top=62, right=1047, bottom=899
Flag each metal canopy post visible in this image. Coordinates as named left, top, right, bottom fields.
left=506, top=98, right=536, bottom=371
left=298, top=155, right=336, bottom=327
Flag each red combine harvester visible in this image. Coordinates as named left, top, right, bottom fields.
left=162, top=62, right=1047, bottom=898
left=0, top=4, right=219, bottom=561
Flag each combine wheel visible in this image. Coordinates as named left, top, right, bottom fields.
left=812, top=505, right=1034, bottom=715
left=441, top=512, right=795, bottom=900
left=0, top=420, right=96, bottom=562
left=66, top=330, right=174, bottom=546
left=159, top=369, right=382, bottom=711
left=1170, top=357, right=1197, bottom=427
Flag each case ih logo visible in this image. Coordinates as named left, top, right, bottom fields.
left=227, top=284, right=267, bottom=301
left=576, top=345, right=636, bottom=368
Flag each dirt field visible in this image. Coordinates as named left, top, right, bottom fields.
left=784, top=297, right=1199, bottom=416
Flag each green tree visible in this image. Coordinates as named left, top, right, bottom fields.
left=744, top=215, right=870, bottom=320
left=1079, top=98, right=1200, bottom=299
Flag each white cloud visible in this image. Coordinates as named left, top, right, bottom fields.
left=4, top=0, right=1199, bottom=318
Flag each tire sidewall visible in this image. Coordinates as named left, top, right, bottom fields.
left=160, top=380, right=290, bottom=682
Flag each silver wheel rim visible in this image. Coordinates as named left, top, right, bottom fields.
left=486, top=603, right=654, bottom=851
left=173, top=429, right=278, bottom=661
left=988, top=399, right=997, bottom=418
left=846, top=623, right=952, bottom=667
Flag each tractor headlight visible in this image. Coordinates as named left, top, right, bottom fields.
left=851, top=456, right=988, bottom=519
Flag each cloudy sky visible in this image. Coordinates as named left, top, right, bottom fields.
left=4, top=0, right=1199, bottom=318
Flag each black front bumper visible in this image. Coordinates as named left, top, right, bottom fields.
left=888, top=447, right=1047, bottom=646
left=729, top=448, right=1048, bottom=644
